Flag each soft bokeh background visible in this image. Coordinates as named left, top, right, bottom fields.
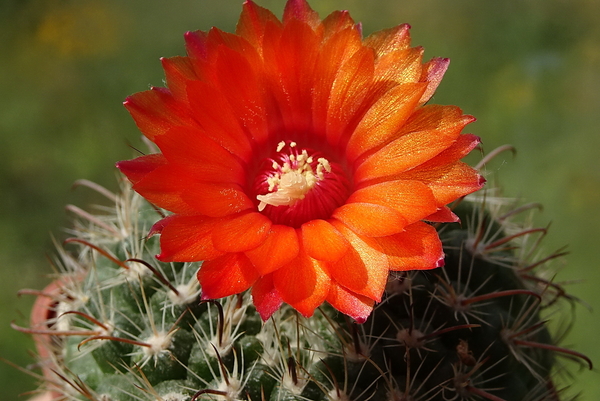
left=1, top=0, right=598, bottom=399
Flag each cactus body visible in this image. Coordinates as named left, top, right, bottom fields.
left=19, top=182, right=588, bottom=401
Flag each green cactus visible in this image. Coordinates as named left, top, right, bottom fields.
left=15, top=173, right=591, bottom=401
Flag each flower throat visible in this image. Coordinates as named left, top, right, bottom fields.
left=253, top=141, right=350, bottom=227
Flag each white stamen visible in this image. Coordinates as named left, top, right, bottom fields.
left=257, top=143, right=332, bottom=211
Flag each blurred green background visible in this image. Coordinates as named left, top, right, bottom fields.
left=1, top=0, right=598, bottom=399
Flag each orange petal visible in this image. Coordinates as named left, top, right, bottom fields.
left=326, top=47, right=375, bottom=146
left=251, top=275, right=284, bottom=321
left=424, top=206, right=460, bottom=223
left=345, top=82, right=426, bottom=163
left=212, top=212, right=272, bottom=253
left=348, top=180, right=438, bottom=226
left=332, top=203, right=408, bottom=237
left=397, top=160, right=484, bottom=205
left=124, top=87, right=194, bottom=140
left=312, top=27, right=362, bottom=133
left=272, top=249, right=331, bottom=317
left=236, top=0, right=282, bottom=52
left=327, top=283, right=374, bottom=323
left=321, top=10, right=356, bottom=39
left=301, top=219, right=350, bottom=262
left=156, top=215, right=224, bottom=262
left=376, top=221, right=444, bottom=271
left=116, top=154, right=167, bottom=185
left=181, top=182, right=253, bottom=218
left=418, top=57, right=450, bottom=105
left=198, top=253, right=259, bottom=299
left=364, top=24, right=411, bottom=58
left=374, top=47, right=424, bottom=85
left=245, top=225, right=300, bottom=275
left=328, top=221, right=390, bottom=302
left=154, top=126, right=245, bottom=185
left=283, top=0, right=320, bottom=29
left=355, top=105, right=474, bottom=182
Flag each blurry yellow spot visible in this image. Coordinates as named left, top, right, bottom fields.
left=36, top=2, right=120, bottom=58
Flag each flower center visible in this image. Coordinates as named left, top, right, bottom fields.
left=253, top=141, right=350, bottom=227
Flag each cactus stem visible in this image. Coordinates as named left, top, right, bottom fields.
left=512, top=340, right=593, bottom=370
left=127, top=258, right=180, bottom=295
left=63, top=238, right=130, bottom=270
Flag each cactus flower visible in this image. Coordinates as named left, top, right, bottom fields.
left=117, top=0, right=483, bottom=322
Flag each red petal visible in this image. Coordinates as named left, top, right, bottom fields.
left=263, top=18, right=320, bottom=134
left=301, top=219, right=350, bottom=262
left=376, top=221, right=444, bottom=271
left=245, top=225, right=300, bottom=275
left=332, top=203, right=407, bottom=237
left=211, top=212, right=272, bottom=253
left=131, top=163, right=199, bottom=214
left=156, top=215, right=224, bottom=262
left=186, top=80, right=252, bottom=160
left=161, top=56, right=198, bottom=101
left=198, top=253, right=259, bottom=299
left=272, top=248, right=331, bottom=317
left=327, top=283, right=374, bottom=323
left=154, top=126, right=245, bottom=185
left=124, top=87, right=194, bottom=140
left=214, top=45, right=268, bottom=143
left=116, top=154, right=167, bottom=185
left=251, top=275, right=284, bottom=321
left=181, top=182, right=253, bottom=218
left=328, top=221, right=390, bottom=301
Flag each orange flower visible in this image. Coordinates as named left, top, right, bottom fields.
left=117, top=0, right=483, bottom=322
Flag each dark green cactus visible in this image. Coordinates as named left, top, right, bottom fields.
left=16, top=178, right=590, bottom=401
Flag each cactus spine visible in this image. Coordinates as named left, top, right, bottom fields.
left=16, top=176, right=590, bottom=401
